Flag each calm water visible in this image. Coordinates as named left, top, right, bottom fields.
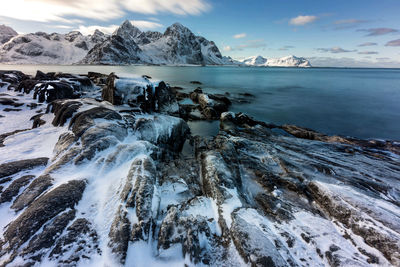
left=1, top=64, right=400, bottom=140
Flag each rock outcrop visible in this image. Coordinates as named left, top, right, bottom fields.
left=0, top=70, right=399, bottom=266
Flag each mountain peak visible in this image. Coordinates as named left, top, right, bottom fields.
left=0, top=24, right=18, bottom=44
left=164, top=22, right=192, bottom=37
left=113, top=20, right=141, bottom=38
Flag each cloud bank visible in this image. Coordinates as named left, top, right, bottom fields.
left=0, top=0, right=211, bottom=23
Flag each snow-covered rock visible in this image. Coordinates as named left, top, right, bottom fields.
left=0, top=30, right=106, bottom=64
left=240, top=55, right=311, bottom=67
left=0, top=25, right=17, bottom=44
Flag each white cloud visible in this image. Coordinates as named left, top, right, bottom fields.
left=76, top=24, right=119, bottom=35
left=0, top=0, right=210, bottom=23
left=130, top=20, right=163, bottom=30
left=289, top=15, right=317, bottom=26
left=223, top=46, right=232, bottom=51
left=75, top=20, right=163, bottom=35
left=122, top=0, right=210, bottom=15
left=233, top=33, right=246, bottom=39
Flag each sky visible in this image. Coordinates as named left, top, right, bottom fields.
left=1, top=0, right=400, bottom=67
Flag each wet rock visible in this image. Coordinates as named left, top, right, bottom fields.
left=0, top=175, right=35, bottom=204
left=0, top=157, right=48, bottom=179
left=3, top=180, right=86, bottom=250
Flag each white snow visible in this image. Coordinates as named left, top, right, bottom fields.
left=240, top=55, right=311, bottom=67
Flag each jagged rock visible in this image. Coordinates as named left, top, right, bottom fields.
left=0, top=157, right=48, bottom=179
left=108, top=206, right=131, bottom=264
left=49, top=99, right=82, bottom=127
left=22, top=210, right=76, bottom=259
left=231, top=208, right=297, bottom=267
left=11, top=174, right=53, bottom=211
left=69, top=106, right=123, bottom=138
left=33, top=81, right=77, bottom=103
left=0, top=175, right=34, bottom=203
left=30, top=113, right=46, bottom=128
left=49, top=218, right=100, bottom=264
left=3, top=180, right=86, bottom=251
left=128, top=156, right=156, bottom=241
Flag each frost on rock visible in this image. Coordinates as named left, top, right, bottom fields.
left=0, top=71, right=399, bottom=266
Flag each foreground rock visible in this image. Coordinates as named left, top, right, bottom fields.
left=0, top=70, right=399, bottom=266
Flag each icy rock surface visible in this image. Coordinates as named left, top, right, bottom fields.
left=0, top=72, right=400, bottom=266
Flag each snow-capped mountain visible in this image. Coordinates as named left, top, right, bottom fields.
left=241, top=55, right=268, bottom=66
left=0, top=22, right=311, bottom=66
left=0, top=25, right=18, bottom=44
left=0, top=30, right=106, bottom=64
left=82, top=20, right=228, bottom=65
left=241, top=55, right=311, bottom=67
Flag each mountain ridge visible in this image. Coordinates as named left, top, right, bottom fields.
left=0, top=21, right=311, bottom=67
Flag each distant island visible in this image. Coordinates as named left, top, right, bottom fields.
left=0, top=21, right=311, bottom=67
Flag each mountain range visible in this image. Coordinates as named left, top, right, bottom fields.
left=0, top=21, right=311, bottom=67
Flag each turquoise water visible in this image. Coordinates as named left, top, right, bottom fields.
left=1, top=64, right=399, bottom=140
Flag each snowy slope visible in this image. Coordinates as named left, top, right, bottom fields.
left=0, top=30, right=106, bottom=64
left=241, top=55, right=312, bottom=67
left=0, top=25, right=17, bottom=44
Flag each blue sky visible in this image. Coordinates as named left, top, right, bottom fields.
left=1, top=0, right=400, bottom=67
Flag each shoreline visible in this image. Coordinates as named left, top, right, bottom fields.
left=0, top=69, right=399, bottom=266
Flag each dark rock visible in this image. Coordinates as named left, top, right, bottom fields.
left=190, top=81, right=202, bottom=85
left=3, top=108, right=22, bottom=112
left=0, top=157, right=48, bottom=179
left=33, top=81, right=77, bottom=103
left=17, top=79, right=39, bottom=94
left=0, top=175, right=34, bottom=203
left=34, top=70, right=55, bottom=80
left=3, top=180, right=86, bottom=250
left=22, top=210, right=76, bottom=258
left=50, top=218, right=100, bottom=264
left=108, top=206, right=131, bottom=264
left=30, top=113, right=46, bottom=128
left=69, top=106, right=123, bottom=138
left=49, top=100, right=82, bottom=127
left=11, top=174, right=53, bottom=211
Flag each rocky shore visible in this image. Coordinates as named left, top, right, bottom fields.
left=0, top=69, right=399, bottom=266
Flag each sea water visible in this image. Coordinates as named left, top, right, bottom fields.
left=1, top=64, right=399, bottom=140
